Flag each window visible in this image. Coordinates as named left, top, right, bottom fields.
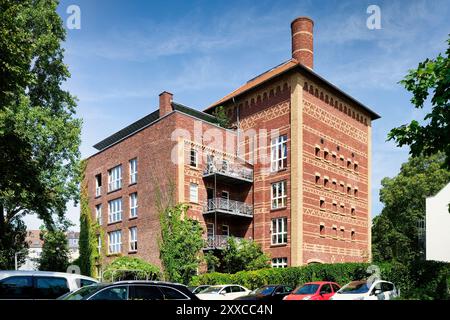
left=222, top=159, right=229, bottom=172
left=315, top=173, right=321, bottom=185
left=332, top=226, right=338, bottom=238
left=340, top=155, right=345, bottom=166
left=351, top=230, right=356, bottom=241
left=314, top=145, right=321, bottom=157
left=271, top=257, right=288, bottom=268
left=323, top=148, right=329, bottom=161
left=340, top=203, right=345, bottom=215
left=108, top=198, right=122, bottom=223
left=95, top=174, right=102, bottom=197
left=0, top=276, right=33, bottom=299
left=222, top=225, right=229, bottom=236
left=108, top=230, right=122, bottom=254
left=320, top=224, right=325, bottom=236
left=91, top=286, right=128, bottom=300
left=354, top=162, right=359, bottom=172
left=354, top=187, right=359, bottom=197
left=95, top=204, right=102, bottom=224
left=319, top=197, right=326, bottom=210
left=332, top=179, right=337, bottom=191
left=34, top=277, right=69, bottom=299
left=332, top=152, right=337, bottom=164
left=351, top=206, right=356, bottom=217
left=347, top=185, right=352, bottom=195
left=207, top=223, right=215, bottom=239
left=324, top=176, right=329, bottom=188
left=108, top=165, right=122, bottom=191
left=189, top=183, right=198, bottom=203
left=271, top=181, right=287, bottom=209
left=320, top=284, right=333, bottom=294
left=347, top=159, right=352, bottom=169
left=340, top=182, right=345, bottom=193
left=129, top=285, right=163, bottom=300
left=160, top=286, right=189, bottom=300
left=271, top=135, right=287, bottom=171
left=97, top=234, right=102, bottom=254
left=130, top=193, right=138, bottom=218
left=129, top=159, right=137, bottom=184
left=332, top=201, right=338, bottom=213
left=271, top=217, right=287, bottom=245
left=80, top=279, right=96, bottom=287
left=190, top=148, right=198, bottom=167
left=340, top=228, right=345, bottom=239
left=129, top=227, right=137, bottom=252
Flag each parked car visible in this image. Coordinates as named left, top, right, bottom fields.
left=283, top=281, right=340, bottom=300
left=196, top=285, right=251, bottom=300
left=330, top=280, right=398, bottom=300
left=188, top=285, right=210, bottom=294
left=0, top=270, right=98, bottom=300
left=58, top=281, right=199, bottom=300
left=235, top=285, right=293, bottom=301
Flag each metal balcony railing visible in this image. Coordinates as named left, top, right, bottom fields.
left=204, top=198, right=253, bottom=218
left=205, top=235, right=244, bottom=249
left=203, top=160, right=253, bottom=182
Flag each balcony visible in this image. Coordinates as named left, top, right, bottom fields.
left=203, top=160, right=253, bottom=184
left=203, top=198, right=253, bottom=218
left=204, top=235, right=244, bottom=250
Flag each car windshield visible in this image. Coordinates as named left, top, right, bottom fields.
left=294, top=284, right=319, bottom=295
left=254, top=286, right=276, bottom=296
left=61, top=285, right=103, bottom=300
left=200, top=286, right=223, bottom=294
left=338, top=281, right=370, bottom=294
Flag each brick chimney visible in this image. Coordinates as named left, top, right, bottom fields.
left=291, top=16, right=314, bottom=69
left=159, top=91, right=173, bottom=117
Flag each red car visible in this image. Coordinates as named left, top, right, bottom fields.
left=283, top=281, right=341, bottom=300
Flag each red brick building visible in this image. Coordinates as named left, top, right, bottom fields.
left=84, top=17, right=380, bottom=272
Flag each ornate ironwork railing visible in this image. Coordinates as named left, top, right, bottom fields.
left=203, top=160, right=253, bottom=181
left=204, top=198, right=253, bottom=217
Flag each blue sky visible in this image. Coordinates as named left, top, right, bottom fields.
left=23, top=0, right=450, bottom=230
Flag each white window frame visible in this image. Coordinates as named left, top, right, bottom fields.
left=95, top=204, right=102, bottom=224
left=129, top=159, right=137, bottom=184
left=271, top=217, right=288, bottom=245
left=189, top=183, right=198, bottom=203
left=108, top=165, right=122, bottom=192
left=271, top=181, right=287, bottom=209
left=271, top=135, right=288, bottom=172
left=222, top=224, right=230, bottom=236
left=130, top=193, right=138, bottom=218
left=108, top=230, right=121, bottom=254
left=108, top=198, right=122, bottom=223
left=97, top=234, right=102, bottom=254
left=129, top=227, right=137, bottom=252
left=271, top=257, right=288, bottom=268
left=95, top=174, right=102, bottom=197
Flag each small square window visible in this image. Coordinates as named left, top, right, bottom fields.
left=319, top=198, right=326, bottom=210
left=190, top=149, right=198, bottom=167
left=320, top=224, right=325, bottom=236
left=351, top=231, right=356, bottom=241
left=315, top=146, right=321, bottom=157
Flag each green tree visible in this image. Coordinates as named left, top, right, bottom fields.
left=388, top=36, right=450, bottom=167
left=102, top=256, right=160, bottom=282
left=159, top=204, right=205, bottom=284
left=0, top=1, right=82, bottom=265
left=215, top=237, right=270, bottom=274
left=212, top=106, right=231, bottom=128
left=38, top=222, right=71, bottom=272
left=0, top=217, right=28, bottom=269
left=372, top=153, right=450, bottom=264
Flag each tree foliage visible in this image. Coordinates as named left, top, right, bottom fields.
left=212, top=106, right=231, bottom=128
left=159, top=204, right=205, bottom=284
left=0, top=0, right=82, bottom=261
left=372, top=153, right=450, bottom=264
left=38, top=222, right=71, bottom=272
left=388, top=36, right=450, bottom=167
left=212, top=237, right=270, bottom=274
left=102, top=256, right=160, bottom=282
left=78, top=163, right=101, bottom=277
left=0, top=217, right=28, bottom=269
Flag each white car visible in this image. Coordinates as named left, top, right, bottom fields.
left=196, top=285, right=251, bottom=300
left=330, top=279, right=398, bottom=300
left=0, top=270, right=98, bottom=300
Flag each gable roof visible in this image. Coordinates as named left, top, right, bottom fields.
left=205, top=58, right=381, bottom=120
left=93, top=102, right=220, bottom=151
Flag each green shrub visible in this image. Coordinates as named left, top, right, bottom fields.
left=102, top=256, right=161, bottom=282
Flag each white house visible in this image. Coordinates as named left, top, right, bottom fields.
left=426, top=182, right=450, bottom=262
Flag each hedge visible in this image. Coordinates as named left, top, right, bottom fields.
left=102, top=256, right=161, bottom=282
left=190, top=261, right=450, bottom=300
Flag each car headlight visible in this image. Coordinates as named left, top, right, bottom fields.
left=302, top=296, right=312, bottom=300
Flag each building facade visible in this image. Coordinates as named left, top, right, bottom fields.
left=426, top=182, right=450, bottom=262
left=84, top=17, right=380, bottom=270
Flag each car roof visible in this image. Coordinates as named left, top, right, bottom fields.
left=107, top=280, right=187, bottom=287
left=0, top=270, right=98, bottom=281
left=303, top=281, right=336, bottom=285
